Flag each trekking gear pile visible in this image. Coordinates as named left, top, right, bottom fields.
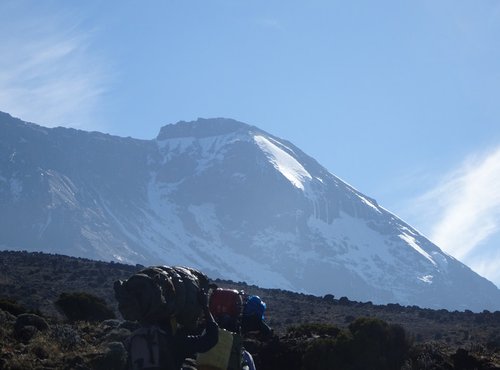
left=114, top=266, right=209, bottom=328
left=115, top=266, right=213, bottom=370
left=115, top=266, right=268, bottom=370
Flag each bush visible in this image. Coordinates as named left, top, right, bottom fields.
left=55, top=292, right=116, bottom=322
left=0, top=297, right=28, bottom=316
left=338, top=296, right=350, bottom=305
left=348, top=317, right=411, bottom=370
left=287, top=323, right=341, bottom=338
left=301, top=317, right=411, bottom=370
left=302, top=331, right=353, bottom=370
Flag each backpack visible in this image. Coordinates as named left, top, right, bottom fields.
left=208, top=288, right=243, bottom=324
left=114, top=266, right=209, bottom=329
left=127, top=325, right=175, bottom=370
left=243, top=296, right=266, bottom=320
left=241, top=296, right=272, bottom=336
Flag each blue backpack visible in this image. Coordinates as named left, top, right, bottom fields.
left=243, top=295, right=266, bottom=319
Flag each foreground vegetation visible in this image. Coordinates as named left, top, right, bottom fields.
left=1, top=250, right=499, bottom=369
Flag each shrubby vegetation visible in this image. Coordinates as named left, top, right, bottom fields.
left=2, top=251, right=500, bottom=369
left=287, top=322, right=341, bottom=337
left=289, top=318, right=411, bottom=370
left=0, top=297, right=28, bottom=316
left=55, top=292, right=115, bottom=322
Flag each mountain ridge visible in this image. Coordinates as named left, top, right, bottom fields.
left=1, top=111, right=499, bottom=311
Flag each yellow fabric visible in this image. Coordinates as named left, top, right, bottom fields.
left=196, top=328, right=233, bottom=370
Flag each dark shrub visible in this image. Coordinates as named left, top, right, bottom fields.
left=301, top=318, right=411, bottom=370
left=0, top=297, right=28, bottom=316
left=287, top=323, right=341, bottom=338
left=338, top=296, right=350, bottom=305
left=451, top=348, right=482, bottom=370
left=348, top=317, right=411, bottom=370
left=55, top=292, right=116, bottom=322
left=323, top=294, right=334, bottom=303
left=302, top=331, right=353, bottom=370
left=14, top=313, right=49, bottom=331
left=259, top=337, right=304, bottom=370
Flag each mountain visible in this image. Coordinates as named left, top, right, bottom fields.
left=1, top=111, right=499, bottom=311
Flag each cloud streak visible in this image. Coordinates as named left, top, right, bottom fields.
left=407, top=147, right=500, bottom=287
left=0, top=4, right=109, bottom=129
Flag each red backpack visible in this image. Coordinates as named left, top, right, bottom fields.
left=209, top=288, right=243, bottom=329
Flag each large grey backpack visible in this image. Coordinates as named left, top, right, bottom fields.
left=114, top=266, right=209, bottom=329
left=127, top=325, right=175, bottom=370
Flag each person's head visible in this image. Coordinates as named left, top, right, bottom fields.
left=243, top=295, right=266, bottom=320
left=215, top=313, right=240, bottom=333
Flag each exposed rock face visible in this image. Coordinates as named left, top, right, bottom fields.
left=1, top=111, right=499, bottom=311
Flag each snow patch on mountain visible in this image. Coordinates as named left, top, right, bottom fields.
left=399, top=233, right=436, bottom=266
left=418, top=275, right=434, bottom=284
left=254, top=135, right=312, bottom=191
left=140, top=177, right=297, bottom=290
left=46, top=170, right=78, bottom=209
left=305, top=211, right=451, bottom=303
left=156, top=131, right=250, bottom=170
left=357, top=194, right=382, bottom=213
left=308, top=214, right=398, bottom=278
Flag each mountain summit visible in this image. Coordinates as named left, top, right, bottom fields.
left=1, top=112, right=499, bottom=311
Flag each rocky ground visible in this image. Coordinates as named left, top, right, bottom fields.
left=1, top=250, right=500, bottom=369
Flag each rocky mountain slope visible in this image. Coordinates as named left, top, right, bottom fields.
left=1, top=251, right=500, bottom=370
left=1, top=111, right=499, bottom=311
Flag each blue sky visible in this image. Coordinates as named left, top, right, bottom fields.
left=1, top=0, right=500, bottom=287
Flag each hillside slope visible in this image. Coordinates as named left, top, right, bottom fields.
left=1, top=251, right=500, bottom=369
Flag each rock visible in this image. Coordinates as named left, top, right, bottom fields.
left=0, top=308, right=16, bottom=323
left=102, top=319, right=122, bottom=328
left=14, top=313, right=49, bottom=332
left=13, top=313, right=49, bottom=342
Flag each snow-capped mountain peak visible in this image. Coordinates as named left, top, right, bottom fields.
left=1, top=113, right=499, bottom=311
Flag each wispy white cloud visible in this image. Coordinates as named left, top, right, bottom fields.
left=405, top=146, right=500, bottom=287
left=0, top=4, right=110, bottom=129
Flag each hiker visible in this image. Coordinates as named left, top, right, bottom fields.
left=197, top=289, right=271, bottom=370
left=127, top=288, right=219, bottom=370
left=240, top=295, right=271, bottom=370
left=241, top=295, right=272, bottom=339
left=115, top=266, right=219, bottom=370
left=172, top=289, right=219, bottom=368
